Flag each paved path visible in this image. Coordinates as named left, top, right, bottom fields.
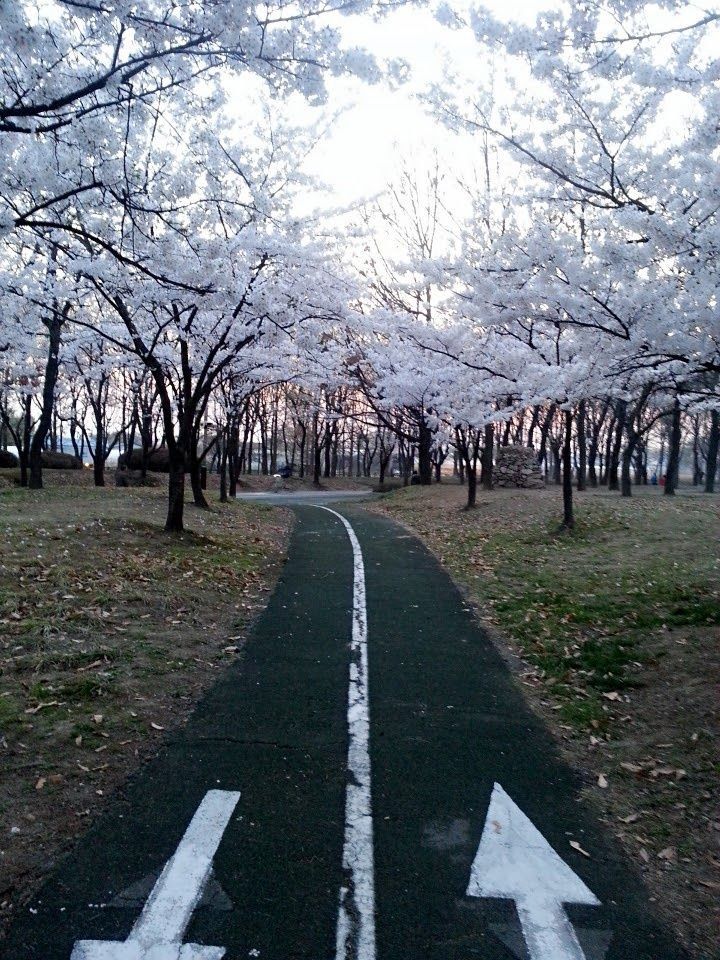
left=2, top=506, right=690, bottom=960
left=234, top=489, right=376, bottom=505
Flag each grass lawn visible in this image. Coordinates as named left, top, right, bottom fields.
left=370, top=482, right=719, bottom=959
left=0, top=470, right=291, bottom=935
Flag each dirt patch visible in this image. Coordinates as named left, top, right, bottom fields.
left=369, top=482, right=720, bottom=958
left=0, top=474, right=292, bottom=936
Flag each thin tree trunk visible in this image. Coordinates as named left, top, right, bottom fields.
left=561, top=408, right=575, bottom=529
left=93, top=431, right=106, bottom=487
left=20, top=395, right=32, bottom=487
left=312, top=414, right=322, bottom=487
left=189, top=439, right=209, bottom=509
left=219, top=438, right=228, bottom=503
left=705, top=409, right=719, bottom=493
left=481, top=422, right=494, bottom=490
left=29, top=311, right=64, bottom=489
left=608, top=401, right=626, bottom=491
left=526, top=405, right=540, bottom=449
left=664, top=399, right=682, bottom=496
left=692, top=415, right=702, bottom=486
left=576, top=399, right=587, bottom=491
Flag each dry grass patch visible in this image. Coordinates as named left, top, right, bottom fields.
left=370, top=483, right=719, bottom=959
left=0, top=472, right=291, bottom=935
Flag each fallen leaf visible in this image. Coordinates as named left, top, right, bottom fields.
left=658, top=847, right=677, bottom=863
left=35, top=777, right=46, bottom=791
left=597, top=774, right=608, bottom=789
left=620, top=762, right=644, bottom=775
left=619, top=813, right=640, bottom=824
left=150, top=722, right=164, bottom=731
left=92, top=714, right=103, bottom=724
left=569, top=840, right=590, bottom=858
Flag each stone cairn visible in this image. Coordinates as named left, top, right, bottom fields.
left=492, top=445, right=545, bottom=489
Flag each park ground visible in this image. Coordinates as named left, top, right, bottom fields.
left=369, top=483, right=719, bottom=958
left=0, top=469, right=292, bottom=935
left=0, top=469, right=718, bottom=956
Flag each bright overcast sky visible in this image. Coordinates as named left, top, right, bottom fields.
left=302, top=0, right=549, bottom=206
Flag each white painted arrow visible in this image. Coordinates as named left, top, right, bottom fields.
left=467, top=783, right=601, bottom=960
left=71, top=789, right=240, bottom=960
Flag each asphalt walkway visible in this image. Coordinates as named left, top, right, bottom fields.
left=2, top=505, right=690, bottom=960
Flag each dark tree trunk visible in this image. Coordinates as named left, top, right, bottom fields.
left=526, top=405, right=540, bottom=448
left=29, top=309, right=65, bottom=489
left=330, top=430, right=342, bottom=477
left=166, top=455, right=186, bottom=533
left=587, top=402, right=609, bottom=488
left=561, top=408, right=575, bottom=530
left=501, top=418, right=512, bottom=447
left=456, top=428, right=480, bottom=508
left=621, top=438, right=638, bottom=497
left=269, top=406, right=278, bottom=475
left=418, top=420, right=433, bottom=485
left=312, top=415, right=322, bottom=487
left=705, top=409, right=719, bottom=493
left=313, top=440, right=322, bottom=486
left=69, top=419, right=81, bottom=459
left=323, top=422, right=333, bottom=478
left=537, top=404, right=555, bottom=475
left=298, top=422, right=306, bottom=479
left=600, top=412, right=615, bottom=485
left=691, top=415, right=703, bottom=486
left=664, top=399, right=682, bottom=496
left=219, top=438, right=228, bottom=503
left=260, top=414, right=269, bottom=475
left=20, top=395, right=32, bottom=487
left=228, top=419, right=240, bottom=498
left=550, top=439, right=562, bottom=484
left=481, top=422, right=494, bottom=490
left=576, top=400, right=587, bottom=491
left=466, top=461, right=478, bottom=507
left=93, top=450, right=105, bottom=487
left=608, top=401, right=626, bottom=491
left=140, top=412, right=152, bottom=479
left=189, top=441, right=209, bottom=509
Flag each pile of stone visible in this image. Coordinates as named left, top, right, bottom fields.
left=492, top=445, right=545, bottom=489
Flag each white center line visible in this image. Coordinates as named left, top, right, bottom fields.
left=317, top=506, right=376, bottom=960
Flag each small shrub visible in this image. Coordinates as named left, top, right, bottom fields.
left=118, top=447, right=171, bottom=472
left=41, top=451, right=83, bottom=470
left=372, top=480, right=404, bottom=493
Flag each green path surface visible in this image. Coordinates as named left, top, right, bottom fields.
left=1, top=505, right=690, bottom=960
